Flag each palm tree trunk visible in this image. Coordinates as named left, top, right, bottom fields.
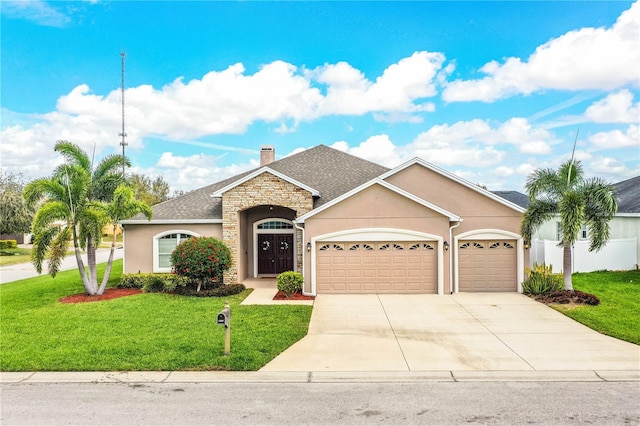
left=71, top=227, right=95, bottom=294
left=98, top=225, right=118, bottom=294
left=86, top=235, right=99, bottom=295
left=562, top=242, right=574, bottom=291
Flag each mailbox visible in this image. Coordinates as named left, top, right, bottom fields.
left=217, top=306, right=231, bottom=328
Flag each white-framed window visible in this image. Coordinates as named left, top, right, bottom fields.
left=153, top=231, right=199, bottom=272
left=556, top=223, right=588, bottom=241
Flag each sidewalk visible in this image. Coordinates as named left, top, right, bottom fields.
left=0, top=246, right=124, bottom=284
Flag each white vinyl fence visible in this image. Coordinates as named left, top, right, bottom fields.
left=530, top=238, right=638, bottom=273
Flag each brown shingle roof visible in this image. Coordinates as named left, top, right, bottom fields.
left=126, top=145, right=389, bottom=222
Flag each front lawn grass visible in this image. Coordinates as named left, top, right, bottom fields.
left=552, top=270, right=640, bottom=345
left=0, top=247, right=32, bottom=266
left=0, top=259, right=312, bottom=371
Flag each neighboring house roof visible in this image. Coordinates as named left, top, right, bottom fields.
left=614, top=176, right=640, bottom=214
left=492, top=191, right=530, bottom=209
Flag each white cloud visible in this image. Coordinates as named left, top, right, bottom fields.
left=587, top=156, right=639, bottom=181
left=443, top=1, right=640, bottom=102
left=588, top=124, right=639, bottom=149
left=584, top=90, right=639, bottom=123
left=407, top=118, right=554, bottom=158
left=312, top=51, right=445, bottom=120
left=1, top=0, right=75, bottom=27
left=139, top=153, right=256, bottom=193
left=330, top=135, right=403, bottom=167
left=0, top=53, right=445, bottom=172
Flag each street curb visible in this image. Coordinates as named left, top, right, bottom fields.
left=2, top=370, right=638, bottom=384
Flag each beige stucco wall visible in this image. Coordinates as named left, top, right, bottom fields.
left=122, top=223, right=222, bottom=274
left=385, top=164, right=523, bottom=236
left=304, top=184, right=452, bottom=293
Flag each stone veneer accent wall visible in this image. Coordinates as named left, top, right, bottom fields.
left=222, top=172, right=314, bottom=284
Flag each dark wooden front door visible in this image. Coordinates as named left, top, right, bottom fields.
left=258, top=234, right=294, bottom=274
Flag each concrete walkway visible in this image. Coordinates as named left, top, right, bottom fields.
left=261, top=293, right=640, bottom=372
left=0, top=247, right=123, bottom=284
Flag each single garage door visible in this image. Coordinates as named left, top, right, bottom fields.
left=458, top=240, right=517, bottom=292
left=316, top=241, right=437, bottom=293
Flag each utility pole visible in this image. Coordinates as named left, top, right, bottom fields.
left=119, top=52, right=127, bottom=177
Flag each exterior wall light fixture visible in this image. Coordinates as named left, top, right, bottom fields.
left=443, top=241, right=449, bottom=251
left=306, top=242, right=311, bottom=251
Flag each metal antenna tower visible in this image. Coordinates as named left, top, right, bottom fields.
left=119, top=52, right=128, bottom=177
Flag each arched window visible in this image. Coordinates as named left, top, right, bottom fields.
left=153, top=231, right=198, bottom=272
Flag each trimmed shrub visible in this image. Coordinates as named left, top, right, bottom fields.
left=0, top=240, right=18, bottom=250
left=276, top=271, right=303, bottom=297
left=118, top=273, right=189, bottom=293
left=522, top=263, right=563, bottom=295
left=173, top=283, right=246, bottom=297
left=170, top=237, right=231, bottom=291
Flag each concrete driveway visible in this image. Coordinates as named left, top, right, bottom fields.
left=261, top=293, right=640, bottom=372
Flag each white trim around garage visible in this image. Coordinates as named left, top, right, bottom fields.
left=453, top=229, right=524, bottom=293
left=310, top=228, right=445, bottom=296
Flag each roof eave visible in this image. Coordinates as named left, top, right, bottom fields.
left=379, top=158, right=526, bottom=214
left=210, top=167, right=320, bottom=198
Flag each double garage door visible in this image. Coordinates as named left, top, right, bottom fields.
left=315, top=239, right=517, bottom=294
left=316, top=241, right=437, bottom=293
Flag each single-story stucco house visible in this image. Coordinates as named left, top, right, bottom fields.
left=121, top=144, right=532, bottom=295
left=530, top=175, right=640, bottom=273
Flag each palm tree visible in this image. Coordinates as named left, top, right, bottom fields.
left=96, top=184, right=152, bottom=293
left=520, top=160, right=617, bottom=290
left=23, top=141, right=130, bottom=295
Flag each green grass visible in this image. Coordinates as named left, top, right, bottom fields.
left=0, top=247, right=32, bottom=266
left=0, top=259, right=312, bottom=371
left=552, top=270, right=640, bottom=345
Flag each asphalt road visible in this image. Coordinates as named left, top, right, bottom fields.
left=2, top=381, right=638, bottom=425
left=0, top=247, right=123, bottom=284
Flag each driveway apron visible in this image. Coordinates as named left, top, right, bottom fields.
left=260, top=293, right=640, bottom=372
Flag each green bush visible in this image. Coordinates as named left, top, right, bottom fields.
left=522, top=263, right=563, bottom=295
left=276, top=271, right=303, bottom=297
left=173, top=283, right=246, bottom=297
left=0, top=240, right=18, bottom=250
left=170, top=237, right=231, bottom=291
left=118, top=273, right=189, bottom=293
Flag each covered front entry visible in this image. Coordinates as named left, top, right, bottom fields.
left=458, top=240, right=517, bottom=292
left=257, top=234, right=294, bottom=274
left=316, top=241, right=437, bottom=293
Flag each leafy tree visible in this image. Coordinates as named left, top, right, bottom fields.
left=0, top=171, right=34, bottom=235
left=23, top=141, right=130, bottom=295
left=170, top=237, right=231, bottom=291
left=129, top=173, right=170, bottom=206
left=520, top=160, right=617, bottom=290
left=95, top=184, right=152, bottom=292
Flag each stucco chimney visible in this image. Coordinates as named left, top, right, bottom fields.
left=260, top=145, right=275, bottom=166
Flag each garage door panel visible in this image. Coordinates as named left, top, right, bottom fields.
left=458, top=240, right=517, bottom=292
left=316, top=240, right=437, bottom=294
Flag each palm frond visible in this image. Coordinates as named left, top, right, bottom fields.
left=47, top=226, right=72, bottom=277
left=54, top=141, right=91, bottom=171
left=520, top=198, right=557, bottom=243
left=31, top=225, right=59, bottom=274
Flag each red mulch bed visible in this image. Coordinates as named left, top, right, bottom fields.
left=273, top=290, right=315, bottom=301
left=59, top=288, right=143, bottom=304
left=529, top=290, right=600, bottom=306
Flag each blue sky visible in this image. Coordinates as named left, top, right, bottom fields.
left=1, top=1, right=638, bottom=193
